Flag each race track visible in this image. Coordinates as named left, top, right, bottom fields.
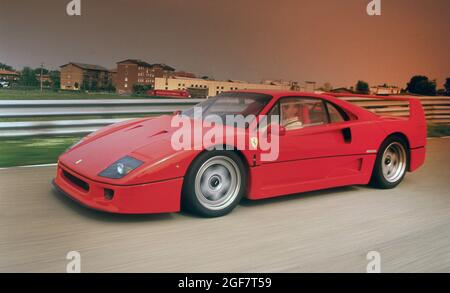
left=1, top=139, right=449, bottom=272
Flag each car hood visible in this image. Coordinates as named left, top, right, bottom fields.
left=59, top=115, right=179, bottom=181
left=59, top=115, right=251, bottom=184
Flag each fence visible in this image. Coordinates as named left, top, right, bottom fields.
left=0, top=96, right=449, bottom=138
left=340, top=96, right=450, bottom=124
left=0, top=99, right=203, bottom=137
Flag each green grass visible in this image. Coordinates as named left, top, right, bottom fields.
left=0, top=136, right=82, bottom=168
left=427, top=124, right=450, bottom=137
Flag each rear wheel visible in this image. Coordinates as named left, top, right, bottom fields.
left=370, top=136, right=409, bottom=189
left=182, top=151, right=246, bottom=217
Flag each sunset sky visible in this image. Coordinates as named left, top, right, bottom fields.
left=1, top=0, right=449, bottom=89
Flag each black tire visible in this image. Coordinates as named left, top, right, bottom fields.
left=370, top=135, right=409, bottom=189
left=181, top=150, right=247, bottom=217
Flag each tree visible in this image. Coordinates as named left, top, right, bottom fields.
left=356, top=80, right=369, bottom=94
left=0, top=62, right=14, bottom=71
left=406, top=75, right=436, bottom=96
left=90, top=80, right=98, bottom=91
left=133, top=84, right=152, bottom=95
left=322, top=82, right=333, bottom=92
left=35, top=67, right=49, bottom=75
left=19, top=67, right=39, bottom=87
left=82, top=78, right=90, bottom=91
left=103, top=81, right=115, bottom=93
left=444, top=78, right=450, bottom=96
left=49, top=70, right=60, bottom=90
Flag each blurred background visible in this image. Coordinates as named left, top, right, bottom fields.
left=0, top=0, right=449, bottom=273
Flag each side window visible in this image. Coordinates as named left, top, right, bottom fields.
left=280, top=97, right=304, bottom=130
left=279, top=97, right=329, bottom=130
left=266, top=97, right=337, bottom=131
left=256, top=102, right=279, bottom=132
left=326, top=102, right=348, bottom=123
left=306, top=100, right=328, bottom=126
left=267, top=102, right=280, bottom=125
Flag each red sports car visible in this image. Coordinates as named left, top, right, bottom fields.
left=53, top=90, right=427, bottom=217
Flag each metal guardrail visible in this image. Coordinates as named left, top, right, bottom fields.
left=0, top=96, right=449, bottom=138
left=0, top=119, right=130, bottom=137
left=339, top=96, right=450, bottom=124
left=0, top=99, right=204, bottom=137
left=0, top=99, right=204, bottom=118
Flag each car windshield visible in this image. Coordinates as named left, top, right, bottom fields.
left=181, top=92, right=272, bottom=126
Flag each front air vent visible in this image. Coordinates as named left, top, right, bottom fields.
left=149, top=130, right=168, bottom=137
left=63, top=170, right=89, bottom=192
left=125, top=125, right=143, bottom=132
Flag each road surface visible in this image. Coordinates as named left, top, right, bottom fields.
left=1, top=139, right=449, bottom=272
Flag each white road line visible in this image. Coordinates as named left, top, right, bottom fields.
left=0, top=163, right=57, bottom=170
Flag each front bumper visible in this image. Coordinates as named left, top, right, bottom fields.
left=53, top=163, right=183, bottom=214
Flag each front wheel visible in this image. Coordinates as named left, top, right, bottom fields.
left=370, top=136, right=409, bottom=189
left=182, top=151, right=247, bottom=217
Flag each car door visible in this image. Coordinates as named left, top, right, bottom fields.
left=256, top=96, right=365, bottom=196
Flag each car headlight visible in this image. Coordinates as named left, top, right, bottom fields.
left=98, top=156, right=144, bottom=179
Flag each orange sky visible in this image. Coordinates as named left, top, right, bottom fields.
left=0, top=0, right=448, bottom=89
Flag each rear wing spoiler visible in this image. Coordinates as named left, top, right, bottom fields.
left=325, top=93, right=426, bottom=126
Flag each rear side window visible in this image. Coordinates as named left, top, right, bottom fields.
left=307, top=100, right=328, bottom=126
left=326, top=102, right=348, bottom=123
left=264, top=97, right=351, bottom=131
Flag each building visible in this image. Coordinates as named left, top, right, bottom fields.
left=174, top=71, right=197, bottom=78
left=116, top=59, right=175, bottom=94
left=302, top=81, right=316, bottom=93
left=60, top=62, right=110, bottom=90
left=370, top=85, right=401, bottom=95
left=154, top=76, right=292, bottom=98
left=261, top=79, right=300, bottom=91
left=109, top=69, right=117, bottom=88
left=0, top=69, right=20, bottom=83
left=35, top=73, right=52, bottom=87
left=330, top=87, right=355, bottom=94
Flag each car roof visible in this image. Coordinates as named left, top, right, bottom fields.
left=223, top=89, right=330, bottom=100
left=218, top=89, right=378, bottom=121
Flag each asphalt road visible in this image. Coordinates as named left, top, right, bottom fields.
left=1, top=139, right=449, bottom=272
